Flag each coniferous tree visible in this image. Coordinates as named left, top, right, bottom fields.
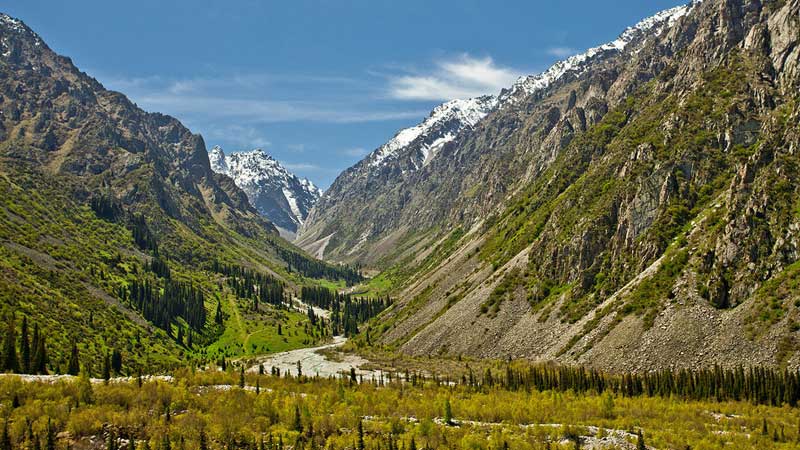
left=239, top=366, right=245, bottom=388
left=636, top=430, right=646, bottom=450
left=19, top=316, right=30, bottom=374
left=111, top=349, right=122, bottom=375
left=32, top=335, right=47, bottom=374
left=68, top=342, right=80, bottom=376
left=293, top=405, right=303, bottom=432
left=107, top=430, right=117, bottom=450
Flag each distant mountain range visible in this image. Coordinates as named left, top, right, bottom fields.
left=209, top=146, right=322, bottom=239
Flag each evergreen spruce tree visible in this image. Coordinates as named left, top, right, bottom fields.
left=107, top=430, right=117, bottom=450
left=67, top=342, right=80, bottom=376
left=239, top=366, right=245, bottom=388
left=19, top=316, right=30, bottom=374
left=293, top=405, right=303, bottom=432
left=444, top=399, right=453, bottom=426
left=33, top=335, right=47, bottom=374
left=111, top=349, right=122, bottom=375
left=102, top=352, right=111, bottom=382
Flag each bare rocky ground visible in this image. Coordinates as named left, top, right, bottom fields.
left=244, top=336, right=385, bottom=381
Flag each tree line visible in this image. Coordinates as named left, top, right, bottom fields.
left=276, top=247, right=363, bottom=286
left=211, top=261, right=288, bottom=311
left=301, top=287, right=391, bottom=337
left=1, top=316, right=48, bottom=375
left=120, top=278, right=207, bottom=334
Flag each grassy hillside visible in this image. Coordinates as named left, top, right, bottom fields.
left=0, top=164, right=348, bottom=374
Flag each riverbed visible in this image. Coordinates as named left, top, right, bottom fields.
left=245, top=336, right=384, bottom=381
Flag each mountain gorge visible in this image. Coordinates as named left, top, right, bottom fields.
left=304, top=0, right=800, bottom=370
left=209, top=146, right=322, bottom=239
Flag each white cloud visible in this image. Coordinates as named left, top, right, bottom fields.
left=546, top=46, right=578, bottom=58
left=388, top=54, right=524, bottom=101
left=341, top=147, right=368, bottom=157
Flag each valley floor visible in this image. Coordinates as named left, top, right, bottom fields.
left=0, top=365, right=797, bottom=450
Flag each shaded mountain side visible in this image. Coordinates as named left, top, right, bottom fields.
left=0, top=13, right=358, bottom=372
left=366, top=0, right=800, bottom=371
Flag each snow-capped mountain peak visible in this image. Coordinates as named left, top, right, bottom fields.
left=499, top=2, right=700, bottom=105
left=209, top=146, right=322, bottom=238
left=368, top=95, right=498, bottom=169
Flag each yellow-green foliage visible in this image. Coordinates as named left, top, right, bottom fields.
left=0, top=371, right=798, bottom=449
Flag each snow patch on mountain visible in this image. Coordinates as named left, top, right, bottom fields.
left=499, top=2, right=700, bottom=104
left=209, top=146, right=321, bottom=237
left=368, top=95, right=497, bottom=169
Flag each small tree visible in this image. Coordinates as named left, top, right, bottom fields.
left=292, top=405, right=303, bottom=432
left=637, top=430, right=646, bottom=450
left=444, top=399, right=453, bottom=425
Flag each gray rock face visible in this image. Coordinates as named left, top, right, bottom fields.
left=209, top=146, right=321, bottom=238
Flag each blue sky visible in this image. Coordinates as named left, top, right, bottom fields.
left=6, top=0, right=684, bottom=188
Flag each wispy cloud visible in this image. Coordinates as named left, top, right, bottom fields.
left=388, top=54, right=524, bottom=101
left=134, top=94, right=427, bottom=124
left=341, top=147, right=369, bottom=157
left=100, top=72, right=425, bottom=125
left=546, top=46, right=578, bottom=58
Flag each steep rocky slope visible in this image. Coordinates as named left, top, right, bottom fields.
left=209, top=146, right=322, bottom=238
left=358, top=0, right=800, bottom=370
